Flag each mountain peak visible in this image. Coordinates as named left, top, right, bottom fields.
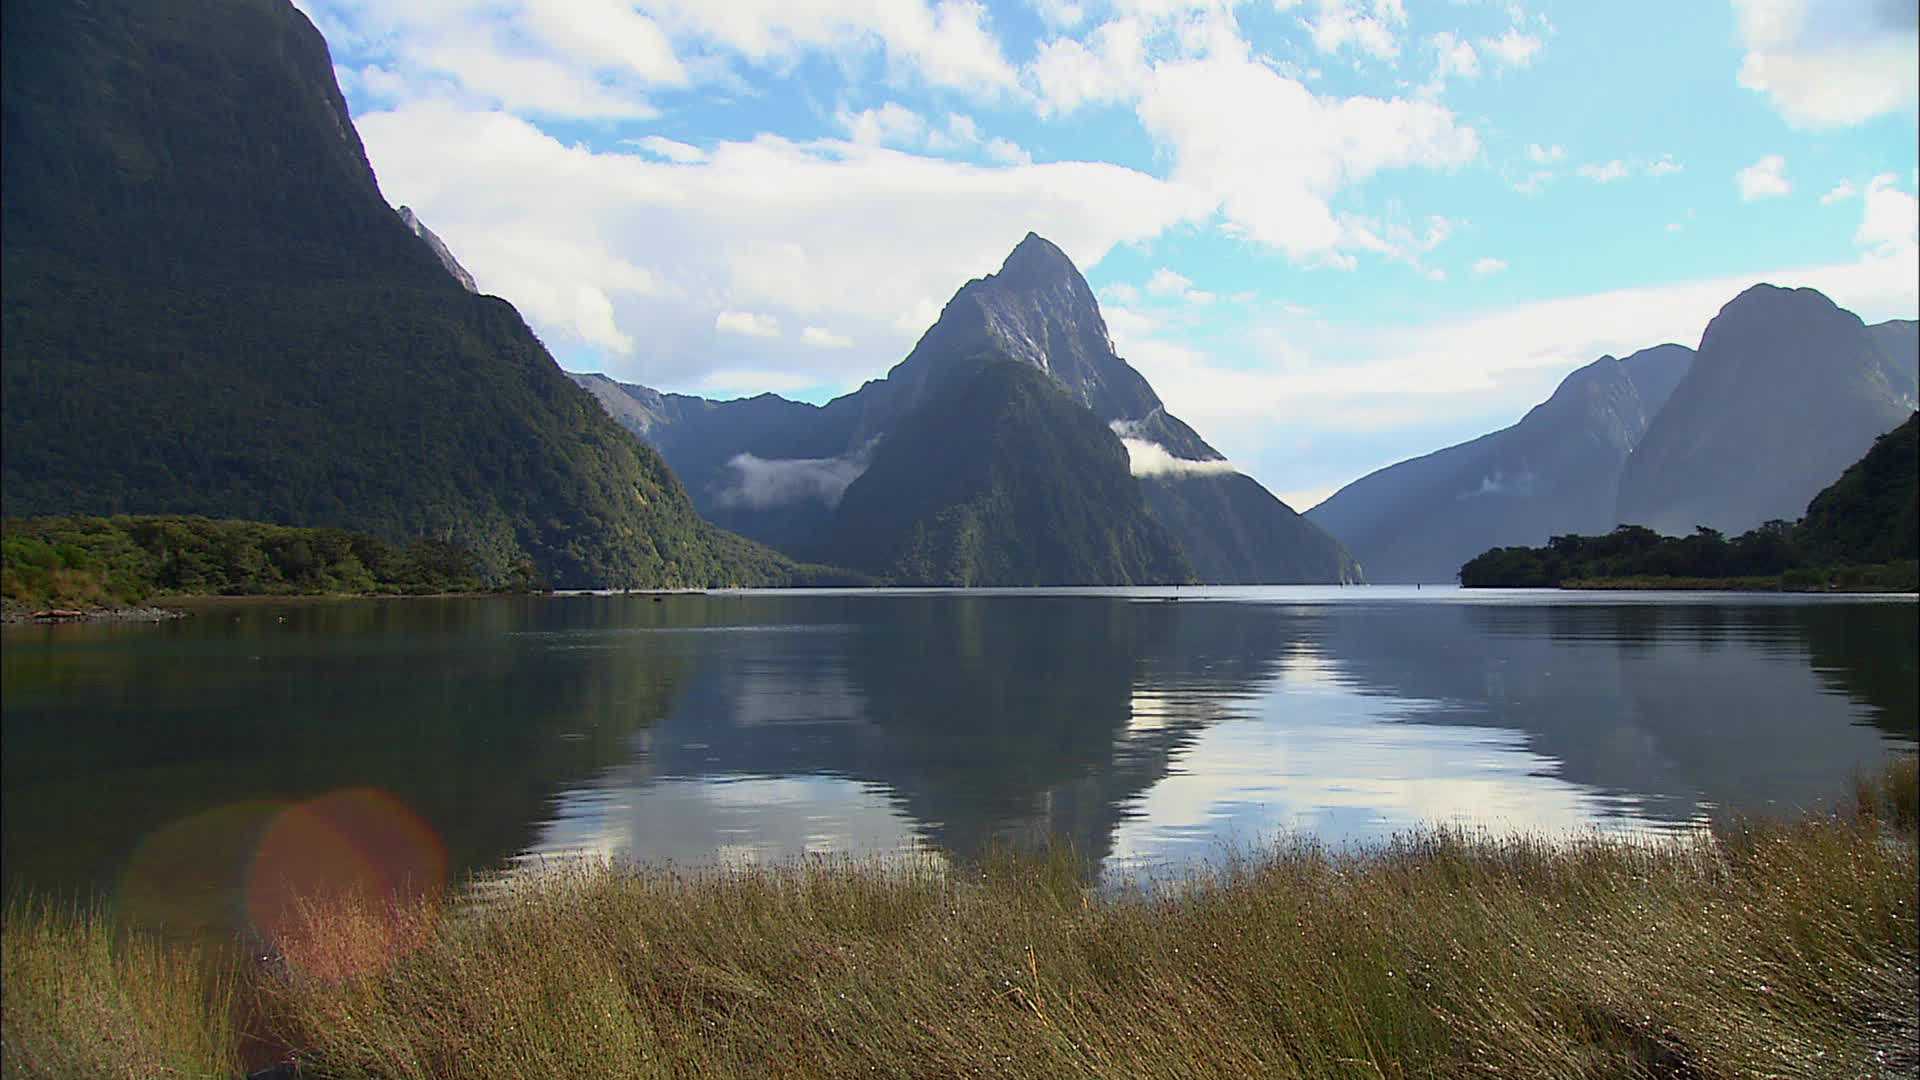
left=995, top=232, right=1081, bottom=285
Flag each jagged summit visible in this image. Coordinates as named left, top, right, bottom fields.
left=996, top=231, right=1082, bottom=285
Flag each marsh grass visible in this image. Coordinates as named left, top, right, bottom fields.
left=5, top=761, right=1915, bottom=1079
left=0, top=898, right=238, bottom=1079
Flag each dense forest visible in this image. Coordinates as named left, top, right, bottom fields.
left=0, top=0, right=812, bottom=590
left=1, top=515, right=497, bottom=609
left=1460, top=413, right=1918, bottom=589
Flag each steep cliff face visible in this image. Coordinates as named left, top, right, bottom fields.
left=1616, top=286, right=1911, bottom=537
left=1, top=0, right=799, bottom=587
left=1308, top=345, right=1694, bottom=582
left=396, top=206, right=478, bottom=293
left=575, top=234, right=1359, bottom=584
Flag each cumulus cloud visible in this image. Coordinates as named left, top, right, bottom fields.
left=1821, top=179, right=1859, bottom=204
left=1472, top=257, right=1507, bottom=275
left=1137, top=53, right=1478, bottom=259
left=644, top=0, right=1021, bottom=98
left=802, top=326, right=855, bottom=348
left=1732, top=0, right=1919, bottom=128
left=1480, top=27, right=1541, bottom=68
left=717, top=453, right=869, bottom=509
left=1855, top=175, right=1918, bottom=258
left=1145, top=267, right=1214, bottom=303
left=355, top=102, right=1210, bottom=388
left=1302, top=0, right=1408, bottom=61
left=716, top=310, right=782, bottom=338
left=1736, top=154, right=1791, bottom=201
left=1526, top=143, right=1564, bottom=164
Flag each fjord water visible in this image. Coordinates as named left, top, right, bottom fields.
left=3, top=589, right=1914, bottom=939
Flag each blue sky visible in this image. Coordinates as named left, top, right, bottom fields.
left=297, top=0, right=1917, bottom=509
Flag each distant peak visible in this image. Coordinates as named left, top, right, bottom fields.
left=997, top=232, right=1079, bottom=282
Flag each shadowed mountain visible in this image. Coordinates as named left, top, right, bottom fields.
left=0, top=0, right=799, bottom=587
left=1617, top=285, right=1914, bottom=536
left=825, top=362, right=1191, bottom=585
left=572, top=234, right=1358, bottom=584
left=1308, top=345, right=1693, bottom=582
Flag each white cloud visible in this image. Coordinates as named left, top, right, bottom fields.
left=1101, top=282, right=1142, bottom=304
left=1736, top=154, right=1791, bottom=201
left=1137, top=53, right=1478, bottom=260
left=1111, top=426, right=1239, bottom=477
left=1854, top=175, right=1918, bottom=258
left=1303, top=0, right=1407, bottom=61
left=837, top=103, right=1031, bottom=164
left=1576, top=159, right=1628, bottom=183
left=645, top=0, right=1021, bottom=98
left=1525, top=143, right=1564, bottom=165
left=716, top=310, right=782, bottom=338
left=1472, top=257, right=1507, bottom=275
left=1144, top=266, right=1214, bottom=303
left=630, top=135, right=707, bottom=163
left=1645, top=154, right=1682, bottom=177
left=1732, top=0, right=1919, bottom=128
left=1480, top=27, right=1541, bottom=68
left=1821, top=179, right=1858, bottom=205
left=717, top=453, right=868, bottom=509
left=801, top=326, right=856, bottom=348
left=1665, top=222, right=1684, bottom=233
left=1422, top=30, right=1480, bottom=94
left=1025, top=18, right=1150, bottom=115
left=355, top=102, right=1211, bottom=388
left=1512, top=169, right=1553, bottom=195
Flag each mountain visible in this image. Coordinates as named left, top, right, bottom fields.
left=1616, top=285, right=1913, bottom=536
left=1797, top=411, right=1918, bottom=566
left=826, top=362, right=1191, bottom=585
left=1, top=0, right=799, bottom=587
left=397, top=206, right=477, bottom=293
left=1307, top=344, right=1693, bottom=582
left=1866, top=319, right=1918, bottom=407
left=573, top=234, right=1359, bottom=584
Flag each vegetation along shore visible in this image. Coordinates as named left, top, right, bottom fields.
left=3, top=758, right=1913, bottom=1079
left=0, top=515, right=507, bottom=620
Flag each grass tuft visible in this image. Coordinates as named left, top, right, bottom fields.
left=0, top=898, right=238, bottom=1079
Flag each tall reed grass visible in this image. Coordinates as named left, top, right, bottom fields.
left=5, top=757, right=1915, bottom=1079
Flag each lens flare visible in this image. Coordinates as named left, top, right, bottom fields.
left=118, top=800, right=286, bottom=939
left=245, top=788, right=446, bottom=977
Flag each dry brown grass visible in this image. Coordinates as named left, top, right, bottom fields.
left=0, top=899, right=238, bottom=1079
left=6, top=759, right=1915, bottom=1079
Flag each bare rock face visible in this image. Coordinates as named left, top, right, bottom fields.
left=396, top=206, right=478, bottom=293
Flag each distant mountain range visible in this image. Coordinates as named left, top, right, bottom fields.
left=0, top=0, right=807, bottom=588
left=573, top=234, right=1360, bottom=585
left=1617, top=286, right=1916, bottom=536
left=1309, top=287, right=1917, bottom=582
left=1308, top=344, right=1693, bottom=583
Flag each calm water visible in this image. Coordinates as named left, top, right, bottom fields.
left=3, top=588, right=1915, bottom=939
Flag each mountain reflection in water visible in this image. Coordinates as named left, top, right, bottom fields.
left=2, top=589, right=1913, bottom=940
